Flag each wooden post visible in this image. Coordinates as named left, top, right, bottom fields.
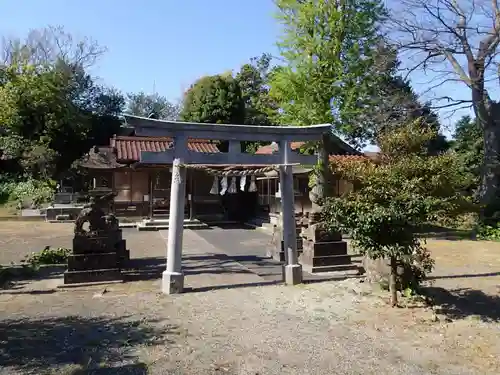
left=189, top=169, right=194, bottom=221
left=163, top=134, right=188, bottom=294
left=280, top=139, right=302, bottom=285
left=149, top=171, right=153, bottom=218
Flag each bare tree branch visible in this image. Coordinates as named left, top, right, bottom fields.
left=1, top=25, right=106, bottom=69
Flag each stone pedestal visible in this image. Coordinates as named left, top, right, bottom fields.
left=284, top=264, right=303, bottom=285
left=162, top=270, right=184, bottom=294
left=299, top=221, right=355, bottom=274
left=64, top=228, right=128, bottom=285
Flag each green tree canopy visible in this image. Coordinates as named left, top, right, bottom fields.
left=180, top=74, right=245, bottom=124
left=0, top=63, right=124, bottom=179
left=360, top=43, right=450, bottom=153
left=235, top=53, right=277, bottom=126
left=269, top=0, right=387, bottom=147
left=452, top=115, right=483, bottom=198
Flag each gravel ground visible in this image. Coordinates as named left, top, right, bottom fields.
left=1, top=222, right=499, bottom=374
left=0, top=222, right=167, bottom=265
left=1, top=278, right=498, bottom=375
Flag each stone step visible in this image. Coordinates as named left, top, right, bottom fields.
left=67, top=252, right=118, bottom=271
left=63, top=268, right=122, bottom=284
left=137, top=222, right=209, bottom=231
left=308, top=254, right=352, bottom=267
left=143, top=218, right=190, bottom=226
left=307, top=264, right=361, bottom=274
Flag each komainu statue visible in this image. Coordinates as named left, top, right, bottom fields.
left=65, top=191, right=129, bottom=285
left=74, top=192, right=117, bottom=235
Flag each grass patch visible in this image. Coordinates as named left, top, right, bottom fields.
left=22, top=247, right=71, bottom=267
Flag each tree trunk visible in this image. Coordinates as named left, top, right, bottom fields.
left=477, top=102, right=500, bottom=225
left=389, top=256, right=398, bottom=307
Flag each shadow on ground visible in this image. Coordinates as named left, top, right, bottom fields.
left=428, top=271, right=500, bottom=280
left=1, top=264, right=66, bottom=289
left=69, top=363, right=149, bottom=375
left=123, top=257, right=165, bottom=281
left=0, top=315, right=178, bottom=374
left=423, top=286, right=500, bottom=322
left=124, top=253, right=264, bottom=282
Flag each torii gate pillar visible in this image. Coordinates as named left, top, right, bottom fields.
left=162, top=135, right=187, bottom=294
left=280, top=140, right=302, bottom=284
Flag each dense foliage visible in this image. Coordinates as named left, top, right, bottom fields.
left=270, top=0, right=387, bottom=146
left=180, top=74, right=245, bottom=124
left=235, top=53, right=277, bottom=127
left=452, top=115, right=483, bottom=198
left=0, top=27, right=126, bottom=209
left=322, top=120, right=469, bottom=305
left=368, top=44, right=450, bottom=154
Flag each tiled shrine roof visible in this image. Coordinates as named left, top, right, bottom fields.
left=255, top=142, right=378, bottom=162
left=79, top=135, right=221, bottom=168
left=110, top=136, right=220, bottom=162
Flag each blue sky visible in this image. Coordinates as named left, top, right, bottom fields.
left=0, top=0, right=473, bottom=144
left=0, top=0, right=280, bottom=102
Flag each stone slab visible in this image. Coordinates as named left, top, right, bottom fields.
left=168, top=229, right=271, bottom=292
left=307, top=254, right=352, bottom=267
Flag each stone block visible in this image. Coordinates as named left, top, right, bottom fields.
left=63, top=268, right=122, bottom=284
left=67, top=252, right=118, bottom=271
left=302, top=240, right=347, bottom=256
left=303, top=254, right=352, bottom=267
left=305, top=223, right=342, bottom=242
left=72, top=235, right=118, bottom=254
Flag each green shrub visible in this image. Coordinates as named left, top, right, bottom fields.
left=22, top=247, right=71, bottom=266
left=476, top=225, right=500, bottom=241
left=0, top=179, right=55, bottom=208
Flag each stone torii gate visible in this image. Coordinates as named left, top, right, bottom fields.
left=124, top=115, right=331, bottom=294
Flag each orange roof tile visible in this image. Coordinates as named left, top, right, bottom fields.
left=110, top=136, right=220, bottom=162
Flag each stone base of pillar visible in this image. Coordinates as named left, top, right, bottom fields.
left=283, top=264, right=303, bottom=285
left=161, top=271, right=184, bottom=295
